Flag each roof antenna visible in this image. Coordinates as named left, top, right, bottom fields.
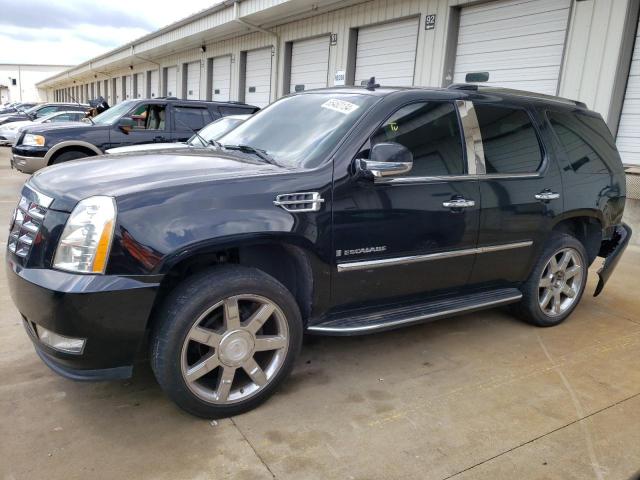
left=366, top=77, right=380, bottom=91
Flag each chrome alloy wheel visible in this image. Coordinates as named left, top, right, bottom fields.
left=538, top=247, right=584, bottom=317
left=180, top=294, right=289, bottom=404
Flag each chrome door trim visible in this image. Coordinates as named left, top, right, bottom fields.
left=307, top=292, right=523, bottom=334
left=374, top=173, right=542, bottom=184
left=456, top=99, right=486, bottom=175
left=336, top=240, right=533, bottom=272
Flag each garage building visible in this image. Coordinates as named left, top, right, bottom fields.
left=37, top=0, right=640, bottom=171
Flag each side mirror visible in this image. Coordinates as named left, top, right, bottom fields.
left=117, top=117, right=136, bottom=134
left=357, top=142, right=413, bottom=178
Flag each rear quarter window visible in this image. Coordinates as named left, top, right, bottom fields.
left=547, top=111, right=619, bottom=174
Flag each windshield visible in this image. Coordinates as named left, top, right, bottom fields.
left=35, top=112, right=62, bottom=123
left=92, top=101, right=135, bottom=125
left=218, top=93, right=377, bottom=168
left=188, top=117, right=245, bottom=146
left=23, top=105, right=40, bottom=114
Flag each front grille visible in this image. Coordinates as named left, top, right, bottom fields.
left=8, top=187, right=52, bottom=259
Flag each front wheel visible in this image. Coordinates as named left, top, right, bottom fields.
left=150, top=266, right=303, bottom=418
left=515, top=233, right=588, bottom=327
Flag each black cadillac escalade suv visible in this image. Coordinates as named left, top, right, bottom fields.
left=6, top=84, right=631, bottom=418
left=10, top=98, right=259, bottom=173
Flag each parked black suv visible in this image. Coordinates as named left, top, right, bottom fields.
left=6, top=85, right=631, bottom=418
left=0, top=103, right=87, bottom=127
left=10, top=98, right=259, bottom=173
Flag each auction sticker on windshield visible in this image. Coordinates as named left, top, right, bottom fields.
left=321, top=98, right=359, bottom=115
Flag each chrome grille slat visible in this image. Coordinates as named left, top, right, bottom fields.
left=7, top=189, right=50, bottom=261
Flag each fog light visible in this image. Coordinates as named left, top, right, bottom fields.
left=36, top=326, right=85, bottom=354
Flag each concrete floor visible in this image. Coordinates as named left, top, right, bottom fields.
left=1, top=146, right=640, bottom=480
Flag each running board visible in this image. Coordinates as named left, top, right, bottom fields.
left=307, top=288, right=522, bottom=335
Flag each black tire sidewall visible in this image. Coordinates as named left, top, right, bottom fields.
left=52, top=150, right=88, bottom=165
left=150, top=265, right=303, bottom=418
left=518, top=233, right=589, bottom=327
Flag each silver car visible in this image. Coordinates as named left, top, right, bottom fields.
left=106, top=114, right=251, bottom=154
left=0, top=110, right=87, bottom=146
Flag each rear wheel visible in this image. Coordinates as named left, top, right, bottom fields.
left=516, top=233, right=588, bottom=327
left=51, top=150, right=89, bottom=165
left=150, top=266, right=302, bottom=418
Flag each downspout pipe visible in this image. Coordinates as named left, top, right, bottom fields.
left=233, top=1, right=280, bottom=101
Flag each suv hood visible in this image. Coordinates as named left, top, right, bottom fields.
left=28, top=149, right=289, bottom=212
left=24, top=122, right=102, bottom=135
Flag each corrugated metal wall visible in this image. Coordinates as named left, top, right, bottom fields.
left=44, top=0, right=633, bottom=131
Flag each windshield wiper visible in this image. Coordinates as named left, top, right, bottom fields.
left=221, top=144, right=276, bottom=164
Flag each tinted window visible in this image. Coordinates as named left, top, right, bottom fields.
left=371, top=102, right=465, bottom=176
left=219, top=106, right=257, bottom=115
left=548, top=111, right=616, bottom=174
left=174, top=107, right=211, bottom=131
left=474, top=105, right=543, bottom=174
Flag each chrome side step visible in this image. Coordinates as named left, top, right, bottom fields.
left=307, top=288, right=522, bottom=335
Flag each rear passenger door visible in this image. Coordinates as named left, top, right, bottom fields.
left=171, top=105, right=213, bottom=142
left=468, top=102, right=563, bottom=288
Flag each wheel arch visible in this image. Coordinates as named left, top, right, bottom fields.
left=148, top=237, right=324, bottom=331
left=45, top=140, right=102, bottom=165
left=551, top=210, right=603, bottom=265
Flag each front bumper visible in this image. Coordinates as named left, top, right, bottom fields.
left=11, top=153, right=47, bottom=174
left=594, top=223, right=632, bottom=296
left=6, top=257, right=162, bottom=380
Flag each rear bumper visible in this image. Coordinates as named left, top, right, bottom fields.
left=594, top=223, right=632, bottom=296
left=6, top=257, right=162, bottom=380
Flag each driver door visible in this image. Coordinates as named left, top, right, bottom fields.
left=331, top=100, right=480, bottom=309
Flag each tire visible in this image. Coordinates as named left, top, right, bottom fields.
left=51, top=150, right=89, bottom=165
left=515, top=232, right=588, bottom=327
left=150, top=265, right=303, bottom=418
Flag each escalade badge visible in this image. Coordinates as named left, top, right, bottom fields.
left=336, top=246, right=387, bottom=257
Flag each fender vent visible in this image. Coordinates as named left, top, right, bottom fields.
left=273, top=192, right=324, bottom=212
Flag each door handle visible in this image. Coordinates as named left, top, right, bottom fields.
left=535, top=190, right=560, bottom=201
left=442, top=198, right=475, bottom=209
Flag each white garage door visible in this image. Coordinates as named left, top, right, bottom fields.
left=290, top=36, right=330, bottom=92
left=165, top=66, right=177, bottom=97
left=186, top=61, right=201, bottom=99
left=212, top=56, right=231, bottom=101
left=354, top=17, right=419, bottom=87
left=115, top=77, right=122, bottom=103
left=245, top=48, right=272, bottom=108
left=616, top=16, right=640, bottom=166
left=125, top=75, right=133, bottom=100
left=135, top=73, right=144, bottom=98
left=150, top=70, right=159, bottom=98
left=453, top=0, right=571, bottom=95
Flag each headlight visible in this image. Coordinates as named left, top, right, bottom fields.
left=53, top=196, right=116, bottom=274
left=22, top=133, right=45, bottom=146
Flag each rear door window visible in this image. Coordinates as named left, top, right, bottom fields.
left=174, top=106, right=212, bottom=131
left=547, top=111, right=616, bottom=174
left=474, top=104, right=543, bottom=174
